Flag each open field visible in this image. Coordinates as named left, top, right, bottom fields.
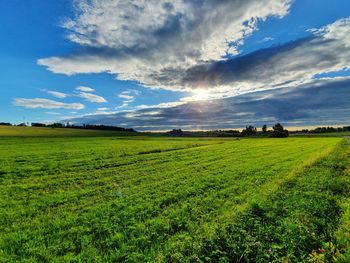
left=0, top=127, right=349, bottom=262
left=291, top=132, right=350, bottom=137
left=0, top=126, right=137, bottom=137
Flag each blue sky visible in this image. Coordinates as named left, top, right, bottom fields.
left=1, top=0, right=350, bottom=130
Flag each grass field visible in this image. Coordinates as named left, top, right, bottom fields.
left=291, top=132, right=350, bottom=137
left=0, top=127, right=349, bottom=262
left=0, top=126, right=137, bottom=137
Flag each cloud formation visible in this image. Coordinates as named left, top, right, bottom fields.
left=66, top=77, right=350, bottom=130
left=97, top=107, right=108, bottom=111
left=257, top=37, right=274, bottom=43
left=46, top=90, right=68, bottom=99
left=75, top=86, right=95, bottom=92
left=13, top=98, right=85, bottom=110
left=34, top=1, right=350, bottom=130
left=75, top=91, right=107, bottom=103
left=116, top=89, right=140, bottom=108
left=181, top=18, right=350, bottom=94
left=38, top=0, right=291, bottom=92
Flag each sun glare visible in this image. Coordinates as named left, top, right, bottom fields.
left=192, top=89, right=211, bottom=101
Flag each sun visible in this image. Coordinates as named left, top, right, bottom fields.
left=192, top=89, right=211, bottom=101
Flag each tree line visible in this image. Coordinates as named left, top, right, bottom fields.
left=292, top=126, right=350, bottom=134
left=167, top=124, right=350, bottom=138
left=167, top=123, right=289, bottom=138
left=1, top=121, right=349, bottom=137
left=0, top=122, right=136, bottom=132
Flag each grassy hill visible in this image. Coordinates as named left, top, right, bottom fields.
left=0, top=126, right=137, bottom=137
left=0, top=127, right=349, bottom=262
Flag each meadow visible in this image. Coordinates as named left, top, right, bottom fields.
left=0, top=127, right=349, bottom=262
left=0, top=125, right=137, bottom=137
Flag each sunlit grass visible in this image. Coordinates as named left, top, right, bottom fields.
left=0, top=128, right=349, bottom=262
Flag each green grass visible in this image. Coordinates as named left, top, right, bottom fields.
left=291, top=132, right=350, bottom=137
left=0, top=126, right=137, bottom=137
left=0, top=127, right=349, bottom=262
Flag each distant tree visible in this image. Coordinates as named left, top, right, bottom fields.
left=31, top=122, right=47, bottom=127
left=241, top=125, right=257, bottom=136
left=216, top=129, right=241, bottom=137
left=309, top=126, right=338, bottom=133
left=48, top=123, right=64, bottom=128
left=0, top=122, right=12, bottom=126
left=82, top=124, right=135, bottom=132
left=168, top=129, right=184, bottom=136
left=262, top=124, right=267, bottom=133
left=270, top=123, right=289, bottom=138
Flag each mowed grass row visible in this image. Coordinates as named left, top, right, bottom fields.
left=196, top=140, right=350, bottom=262
left=0, top=136, right=222, bottom=179
left=0, top=132, right=347, bottom=262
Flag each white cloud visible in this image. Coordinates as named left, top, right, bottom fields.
left=311, top=17, right=350, bottom=47
left=38, top=0, right=291, bottom=91
left=76, top=92, right=107, bottom=103
left=258, top=37, right=274, bottom=43
left=116, top=89, right=140, bottom=108
left=46, top=90, right=68, bottom=98
left=37, top=1, right=350, bottom=99
left=134, top=101, right=185, bottom=110
left=115, top=102, right=130, bottom=109
left=97, top=107, right=108, bottom=111
left=180, top=17, right=350, bottom=94
left=118, top=94, right=134, bottom=100
left=45, top=112, right=61, bottom=115
left=75, top=86, right=95, bottom=92
left=13, top=98, right=85, bottom=110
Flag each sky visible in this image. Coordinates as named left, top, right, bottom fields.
left=0, top=0, right=350, bottom=131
